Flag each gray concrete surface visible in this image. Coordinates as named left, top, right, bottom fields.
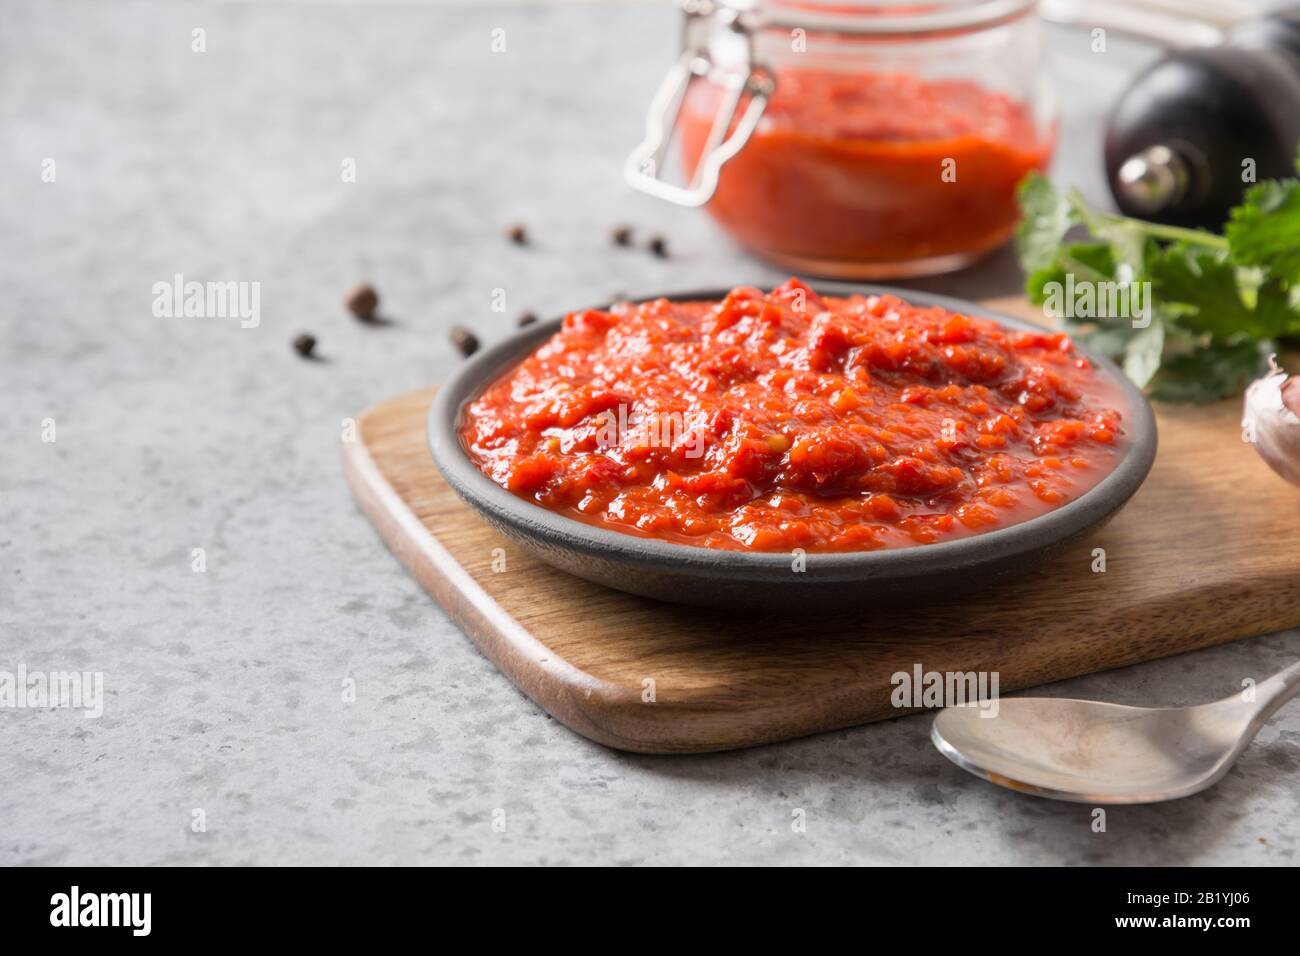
left=2, top=0, right=1296, bottom=866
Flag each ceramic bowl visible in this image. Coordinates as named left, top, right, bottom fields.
left=428, top=286, right=1157, bottom=611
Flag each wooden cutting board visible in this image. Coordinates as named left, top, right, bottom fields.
left=342, top=297, right=1300, bottom=753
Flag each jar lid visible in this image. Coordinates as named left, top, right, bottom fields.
left=706, top=0, right=1039, bottom=38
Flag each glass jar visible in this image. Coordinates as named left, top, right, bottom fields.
left=626, top=0, right=1056, bottom=278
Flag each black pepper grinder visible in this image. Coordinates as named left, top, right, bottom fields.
left=1104, top=8, right=1300, bottom=229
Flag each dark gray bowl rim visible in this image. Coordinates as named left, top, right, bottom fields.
left=428, top=283, right=1157, bottom=576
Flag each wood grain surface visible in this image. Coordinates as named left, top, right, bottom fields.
left=342, top=297, right=1300, bottom=754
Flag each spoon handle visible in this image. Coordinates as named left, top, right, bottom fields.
left=1248, top=660, right=1300, bottom=723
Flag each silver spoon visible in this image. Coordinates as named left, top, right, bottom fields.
left=931, top=661, right=1300, bottom=803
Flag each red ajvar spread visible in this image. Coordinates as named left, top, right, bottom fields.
left=461, top=280, right=1125, bottom=553
left=680, top=70, right=1053, bottom=270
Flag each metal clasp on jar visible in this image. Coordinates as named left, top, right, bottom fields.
left=624, top=0, right=774, bottom=207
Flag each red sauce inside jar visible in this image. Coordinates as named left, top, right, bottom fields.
left=461, top=280, right=1126, bottom=553
left=680, top=69, right=1054, bottom=273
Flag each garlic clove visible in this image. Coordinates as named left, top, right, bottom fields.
left=1283, top=376, right=1300, bottom=418
left=1243, top=359, right=1300, bottom=488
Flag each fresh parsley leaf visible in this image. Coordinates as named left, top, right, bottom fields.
left=1025, top=242, right=1118, bottom=306
left=1149, top=244, right=1300, bottom=340
left=1120, top=319, right=1165, bottom=389
left=1225, top=176, right=1300, bottom=284
left=1069, top=190, right=1150, bottom=276
left=1015, top=174, right=1075, bottom=274
left=1070, top=321, right=1143, bottom=362
left=1147, top=339, right=1270, bottom=404
left=1014, top=151, right=1300, bottom=402
left=1147, top=244, right=1257, bottom=338
left=1251, top=278, right=1300, bottom=339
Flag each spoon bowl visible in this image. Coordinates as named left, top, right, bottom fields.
left=931, top=662, right=1300, bottom=803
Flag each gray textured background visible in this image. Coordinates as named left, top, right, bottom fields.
left=2, top=0, right=1296, bottom=866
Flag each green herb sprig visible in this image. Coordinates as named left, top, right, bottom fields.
left=1015, top=151, right=1300, bottom=403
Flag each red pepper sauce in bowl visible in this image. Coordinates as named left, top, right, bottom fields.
left=460, top=280, right=1126, bottom=553
left=680, top=69, right=1054, bottom=276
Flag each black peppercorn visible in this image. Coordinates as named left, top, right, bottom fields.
left=506, top=223, right=528, bottom=245
left=292, top=333, right=317, bottom=359
left=344, top=283, right=379, bottom=322
left=648, top=235, right=669, bottom=258
left=450, top=325, right=480, bottom=357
